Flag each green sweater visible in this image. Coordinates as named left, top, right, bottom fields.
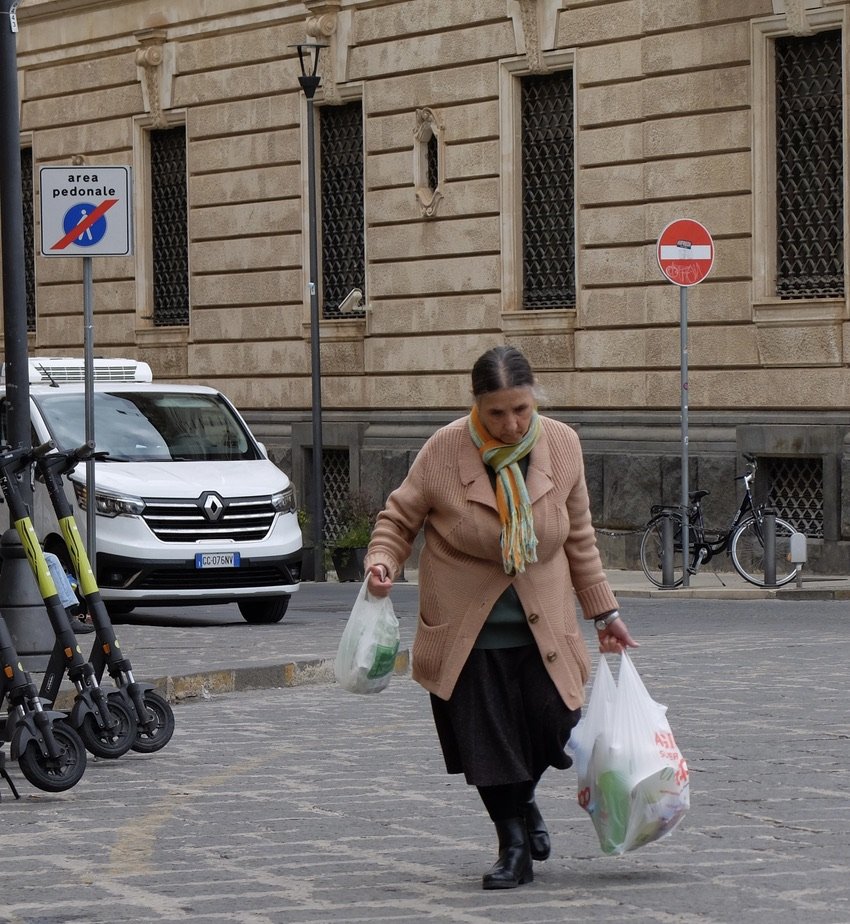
left=474, top=456, right=534, bottom=649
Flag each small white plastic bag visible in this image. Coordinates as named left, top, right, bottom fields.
left=334, top=576, right=400, bottom=695
left=568, top=652, right=689, bottom=855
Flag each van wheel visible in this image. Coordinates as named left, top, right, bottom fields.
left=238, top=597, right=289, bottom=624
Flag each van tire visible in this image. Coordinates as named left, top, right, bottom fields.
left=238, top=596, right=289, bottom=624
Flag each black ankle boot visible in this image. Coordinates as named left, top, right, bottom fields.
left=482, top=817, right=533, bottom=890
left=524, top=798, right=551, bottom=861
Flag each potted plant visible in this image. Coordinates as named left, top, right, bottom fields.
left=331, top=492, right=378, bottom=582
left=298, top=509, right=315, bottom=581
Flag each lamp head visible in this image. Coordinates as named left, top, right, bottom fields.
left=290, top=42, right=328, bottom=98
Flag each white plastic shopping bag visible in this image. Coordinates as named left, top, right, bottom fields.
left=334, top=576, right=400, bottom=694
left=568, top=652, right=690, bottom=855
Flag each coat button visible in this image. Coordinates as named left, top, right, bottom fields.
left=546, top=651, right=558, bottom=662
left=528, top=613, right=539, bottom=624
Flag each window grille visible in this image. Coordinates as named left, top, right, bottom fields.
left=305, top=447, right=350, bottom=543
left=20, top=148, right=35, bottom=332
left=151, top=126, right=189, bottom=326
left=426, top=132, right=439, bottom=192
left=775, top=31, right=844, bottom=299
left=319, top=102, right=365, bottom=319
left=521, top=70, right=576, bottom=310
left=761, top=456, right=823, bottom=538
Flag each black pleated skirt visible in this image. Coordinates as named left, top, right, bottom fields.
left=430, top=645, right=581, bottom=787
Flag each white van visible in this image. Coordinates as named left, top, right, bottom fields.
left=0, top=357, right=302, bottom=623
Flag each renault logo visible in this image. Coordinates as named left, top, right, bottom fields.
left=202, top=493, right=225, bottom=521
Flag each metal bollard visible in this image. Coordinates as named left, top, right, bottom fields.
left=662, top=515, right=675, bottom=587
left=791, top=531, right=807, bottom=589
left=763, top=509, right=776, bottom=586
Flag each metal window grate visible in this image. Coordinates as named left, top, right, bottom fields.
left=762, top=456, right=823, bottom=538
left=20, top=148, right=35, bottom=332
left=151, top=126, right=190, bottom=326
left=426, top=132, right=439, bottom=192
left=304, top=447, right=351, bottom=543
left=521, top=70, right=576, bottom=310
left=775, top=31, right=844, bottom=299
left=320, top=102, right=366, bottom=319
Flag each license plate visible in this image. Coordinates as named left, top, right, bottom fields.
left=195, top=552, right=241, bottom=569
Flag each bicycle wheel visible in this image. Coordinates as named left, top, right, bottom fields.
left=730, top=515, right=799, bottom=587
left=640, top=513, right=686, bottom=588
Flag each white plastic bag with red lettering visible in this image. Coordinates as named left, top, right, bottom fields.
left=568, top=653, right=689, bottom=855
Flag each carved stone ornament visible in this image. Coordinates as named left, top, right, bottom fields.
left=779, top=0, right=823, bottom=36
left=507, top=0, right=567, bottom=73
left=413, top=108, right=443, bottom=218
left=135, top=29, right=173, bottom=128
left=305, top=0, right=353, bottom=105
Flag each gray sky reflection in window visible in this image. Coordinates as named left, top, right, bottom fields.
left=33, top=392, right=256, bottom=462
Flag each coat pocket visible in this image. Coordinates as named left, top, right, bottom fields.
left=564, top=630, right=591, bottom=686
left=411, top=616, right=450, bottom=683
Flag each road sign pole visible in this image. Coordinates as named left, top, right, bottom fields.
left=656, top=218, right=714, bottom=590
left=680, top=284, right=689, bottom=588
left=83, top=257, right=97, bottom=565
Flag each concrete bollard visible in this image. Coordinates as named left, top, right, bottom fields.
left=0, top=528, right=54, bottom=663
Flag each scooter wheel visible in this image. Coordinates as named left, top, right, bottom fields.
left=79, top=696, right=137, bottom=759
left=17, top=721, right=87, bottom=792
left=131, top=691, right=176, bottom=754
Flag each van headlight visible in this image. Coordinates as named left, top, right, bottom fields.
left=73, top=481, right=146, bottom=517
left=271, top=486, right=296, bottom=514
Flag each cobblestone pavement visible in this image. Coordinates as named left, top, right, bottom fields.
left=0, top=590, right=848, bottom=923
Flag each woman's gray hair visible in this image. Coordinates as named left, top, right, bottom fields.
left=471, top=345, right=536, bottom=397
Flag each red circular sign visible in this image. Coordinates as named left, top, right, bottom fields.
left=656, top=219, right=714, bottom=287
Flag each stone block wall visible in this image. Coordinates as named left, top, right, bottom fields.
left=3, top=0, right=850, bottom=570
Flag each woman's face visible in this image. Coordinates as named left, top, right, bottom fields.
left=476, top=386, right=536, bottom=444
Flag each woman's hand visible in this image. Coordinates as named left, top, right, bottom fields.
left=597, top=617, right=639, bottom=655
left=367, top=564, right=393, bottom=598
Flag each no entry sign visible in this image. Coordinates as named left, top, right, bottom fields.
left=39, top=166, right=132, bottom=257
left=656, top=218, right=714, bottom=287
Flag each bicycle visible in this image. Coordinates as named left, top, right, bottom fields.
left=639, top=454, right=800, bottom=588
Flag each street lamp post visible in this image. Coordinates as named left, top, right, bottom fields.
left=292, top=42, right=327, bottom=583
left=0, top=1, right=32, bottom=484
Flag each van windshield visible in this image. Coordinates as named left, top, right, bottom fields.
left=33, top=391, right=261, bottom=462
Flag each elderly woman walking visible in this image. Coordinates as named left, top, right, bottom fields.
left=365, top=345, right=637, bottom=889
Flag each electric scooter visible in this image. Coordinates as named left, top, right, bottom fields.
left=36, top=441, right=175, bottom=752
left=0, top=611, right=87, bottom=793
left=0, top=442, right=136, bottom=759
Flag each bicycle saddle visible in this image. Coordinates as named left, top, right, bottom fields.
left=689, top=490, right=710, bottom=501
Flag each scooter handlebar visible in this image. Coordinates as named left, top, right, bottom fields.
left=31, top=440, right=56, bottom=459
left=68, top=440, right=97, bottom=465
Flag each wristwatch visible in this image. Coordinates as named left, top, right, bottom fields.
left=594, top=610, right=620, bottom=631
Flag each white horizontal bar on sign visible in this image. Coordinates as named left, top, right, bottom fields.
left=660, top=245, right=712, bottom=260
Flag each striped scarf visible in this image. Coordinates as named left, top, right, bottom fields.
left=468, top=405, right=541, bottom=574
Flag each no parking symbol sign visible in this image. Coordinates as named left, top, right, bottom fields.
left=39, top=166, right=132, bottom=257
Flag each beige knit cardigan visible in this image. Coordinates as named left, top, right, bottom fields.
left=364, top=415, right=618, bottom=709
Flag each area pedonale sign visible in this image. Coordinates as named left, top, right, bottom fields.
left=39, top=166, right=132, bottom=257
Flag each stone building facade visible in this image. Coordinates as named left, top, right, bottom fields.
left=3, top=0, right=850, bottom=570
